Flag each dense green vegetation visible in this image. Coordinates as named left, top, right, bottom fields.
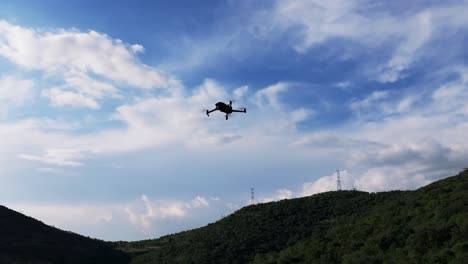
left=249, top=171, right=468, bottom=264
left=0, top=206, right=130, bottom=264
left=1, top=170, right=466, bottom=263
left=120, top=170, right=468, bottom=264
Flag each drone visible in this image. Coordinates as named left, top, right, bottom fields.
left=206, top=101, right=247, bottom=120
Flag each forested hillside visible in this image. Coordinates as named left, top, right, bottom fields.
left=120, top=170, right=467, bottom=264
left=0, top=206, right=130, bottom=264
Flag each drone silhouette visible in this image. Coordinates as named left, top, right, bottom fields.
left=206, top=101, right=246, bottom=120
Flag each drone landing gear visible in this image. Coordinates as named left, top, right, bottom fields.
left=225, top=114, right=228, bottom=120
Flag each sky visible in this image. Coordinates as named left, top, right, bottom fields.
left=1, top=0, right=468, bottom=241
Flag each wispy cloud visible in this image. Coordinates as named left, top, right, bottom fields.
left=254, top=0, right=468, bottom=82
left=20, top=148, right=84, bottom=167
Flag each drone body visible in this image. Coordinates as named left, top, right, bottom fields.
left=206, top=101, right=246, bottom=120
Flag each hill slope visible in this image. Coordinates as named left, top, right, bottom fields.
left=120, top=170, right=468, bottom=264
left=0, top=206, right=130, bottom=264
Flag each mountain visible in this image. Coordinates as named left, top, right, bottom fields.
left=1, top=170, right=466, bottom=263
left=119, top=170, right=468, bottom=264
left=0, top=205, right=130, bottom=264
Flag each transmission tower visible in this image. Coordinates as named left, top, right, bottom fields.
left=336, top=170, right=342, bottom=191
left=250, top=187, right=255, bottom=204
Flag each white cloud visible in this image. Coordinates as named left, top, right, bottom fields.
left=395, top=95, right=417, bottom=114
left=355, top=167, right=434, bottom=192
left=190, top=196, right=209, bottom=208
left=291, top=132, right=384, bottom=149
left=290, top=108, right=314, bottom=123
left=260, top=0, right=468, bottom=82
left=259, top=189, right=294, bottom=203
left=252, top=82, right=288, bottom=109
left=20, top=148, right=84, bottom=167
left=10, top=79, right=233, bottom=168
left=350, top=90, right=389, bottom=112
left=130, top=44, right=145, bottom=54
left=289, top=68, right=468, bottom=193
left=335, top=81, right=351, bottom=89
left=64, top=72, right=120, bottom=99
left=159, top=203, right=187, bottom=218
left=30, top=117, right=80, bottom=131
left=233, top=85, right=249, bottom=99
left=262, top=170, right=356, bottom=199
left=0, top=76, right=34, bottom=116
left=349, top=90, right=422, bottom=118
left=301, top=171, right=345, bottom=196
left=0, top=20, right=180, bottom=90
left=41, top=88, right=100, bottom=109
left=431, top=72, right=468, bottom=114
left=36, top=167, right=64, bottom=174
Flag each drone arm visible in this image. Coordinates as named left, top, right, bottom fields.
left=206, top=108, right=217, bottom=116
left=232, top=108, right=247, bottom=113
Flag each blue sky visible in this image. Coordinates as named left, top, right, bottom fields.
left=1, top=0, right=468, bottom=241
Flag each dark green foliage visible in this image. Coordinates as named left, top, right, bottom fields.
left=249, top=170, right=468, bottom=264
left=0, top=206, right=130, bottom=264
left=122, top=170, right=468, bottom=264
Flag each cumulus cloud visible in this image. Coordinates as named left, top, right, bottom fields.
left=0, top=20, right=180, bottom=90
left=0, top=20, right=183, bottom=110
